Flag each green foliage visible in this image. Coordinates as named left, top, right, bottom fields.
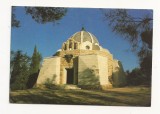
left=10, top=50, right=30, bottom=90
left=104, top=9, right=152, bottom=86
left=10, top=46, right=42, bottom=90
left=44, top=78, right=54, bottom=89
left=12, top=7, right=67, bottom=28
left=104, top=9, right=153, bottom=51
left=44, top=75, right=66, bottom=89
left=30, top=46, right=42, bottom=74
left=11, top=7, right=20, bottom=27
left=140, top=53, right=152, bottom=85
left=141, top=29, right=152, bottom=49
left=126, top=66, right=151, bottom=86
left=27, top=46, right=42, bottom=88
left=126, top=68, right=144, bottom=86
left=25, top=7, right=67, bottom=24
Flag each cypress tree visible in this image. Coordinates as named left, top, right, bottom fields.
left=27, top=46, right=42, bottom=88
left=30, top=46, right=41, bottom=73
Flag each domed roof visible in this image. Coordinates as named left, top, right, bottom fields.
left=69, top=29, right=99, bottom=44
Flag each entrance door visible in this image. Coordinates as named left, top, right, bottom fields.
left=66, top=68, right=74, bottom=84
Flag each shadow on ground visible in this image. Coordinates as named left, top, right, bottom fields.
left=10, top=87, right=151, bottom=106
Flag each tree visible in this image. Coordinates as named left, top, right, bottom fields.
left=104, top=9, right=153, bottom=51
left=126, top=68, right=145, bottom=86
left=104, top=9, right=153, bottom=85
left=30, top=46, right=42, bottom=74
left=140, top=53, right=152, bottom=85
left=25, top=7, right=67, bottom=24
left=11, top=7, right=20, bottom=27
left=27, top=46, right=42, bottom=88
left=12, top=6, right=67, bottom=27
left=10, top=50, right=30, bottom=90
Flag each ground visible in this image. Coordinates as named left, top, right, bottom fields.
left=10, top=86, right=151, bottom=106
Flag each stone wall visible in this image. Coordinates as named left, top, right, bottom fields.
left=36, top=49, right=119, bottom=89
left=36, top=57, right=60, bottom=86
left=78, top=54, right=111, bottom=88
left=78, top=55, right=100, bottom=85
left=58, top=49, right=114, bottom=79
left=97, top=55, right=110, bottom=86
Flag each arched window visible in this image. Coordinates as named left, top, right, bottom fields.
left=64, top=44, right=67, bottom=50
left=69, top=41, right=72, bottom=50
left=74, top=43, right=77, bottom=49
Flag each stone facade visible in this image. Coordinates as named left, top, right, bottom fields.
left=36, top=57, right=61, bottom=85
left=36, top=29, right=126, bottom=89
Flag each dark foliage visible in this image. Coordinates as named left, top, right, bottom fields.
left=140, top=54, right=152, bottom=85
left=104, top=9, right=153, bottom=51
left=10, top=46, right=42, bottom=90
left=104, top=9, right=153, bottom=86
left=25, top=7, right=67, bottom=24
left=126, top=68, right=144, bottom=86
left=27, top=46, right=42, bottom=88
left=126, top=65, right=151, bottom=86
left=141, top=29, right=152, bottom=49
left=10, top=50, right=30, bottom=90
left=11, top=7, right=67, bottom=28
left=29, top=46, right=42, bottom=74
left=11, top=7, right=20, bottom=27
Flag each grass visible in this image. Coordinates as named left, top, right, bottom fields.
left=10, top=86, right=151, bottom=106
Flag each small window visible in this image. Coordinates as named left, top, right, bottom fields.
left=86, top=45, right=90, bottom=50
left=63, top=44, right=67, bottom=50
left=69, top=42, right=72, bottom=49
left=74, top=43, right=77, bottom=49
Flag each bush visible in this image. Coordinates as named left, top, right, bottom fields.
left=126, top=68, right=147, bottom=86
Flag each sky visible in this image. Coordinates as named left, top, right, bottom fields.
left=11, top=7, right=152, bottom=71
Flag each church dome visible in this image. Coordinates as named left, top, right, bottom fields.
left=69, top=29, right=99, bottom=45
left=62, top=28, right=101, bottom=51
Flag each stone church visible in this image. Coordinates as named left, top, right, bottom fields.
left=36, top=28, right=126, bottom=89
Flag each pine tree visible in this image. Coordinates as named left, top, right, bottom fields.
left=104, top=9, right=152, bottom=86
left=27, top=46, right=42, bottom=88
left=10, top=50, right=30, bottom=90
